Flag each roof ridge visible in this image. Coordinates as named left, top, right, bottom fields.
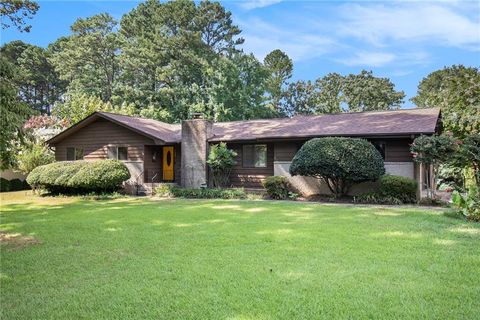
left=212, top=107, right=439, bottom=126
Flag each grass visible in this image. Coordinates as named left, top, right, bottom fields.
left=1, top=191, right=479, bottom=320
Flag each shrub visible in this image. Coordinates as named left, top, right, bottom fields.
left=27, top=160, right=130, bottom=194
left=9, top=179, right=24, bottom=191
left=379, top=175, right=417, bottom=203
left=451, top=187, right=480, bottom=221
left=154, top=183, right=174, bottom=197
left=22, top=180, right=30, bottom=190
left=355, top=192, right=403, bottom=205
left=263, top=176, right=292, bottom=200
left=290, top=137, right=385, bottom=197
left=155, top=186, right=247, bottom=199
left=207, top=143, right=237, bottom=187
left=16, top=143, right=55, bottom=174
left=0, top=178, right=10, bottom=192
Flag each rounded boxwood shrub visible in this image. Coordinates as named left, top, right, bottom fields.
left=290, top=137, right=385, bottom=197
left=27, top=160, right=130, bottom=194
left=263, top=176, right=292, bottom=200
left=68, top=160, right=130, bottom=192
left=0, top=177, right=10, bottom=192
left=9, top=179, right=24, bottom=191
left=379, top=175, right=418, bottom=203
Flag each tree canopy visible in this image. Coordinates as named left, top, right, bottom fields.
left=412, top=65, right=479, bottom=137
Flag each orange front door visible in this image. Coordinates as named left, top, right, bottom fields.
left=162, top=146, right=174, bottom=181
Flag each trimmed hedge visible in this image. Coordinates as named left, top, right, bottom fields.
left=0, top=178, right=10, bottom=192
left=0, top=178, right=30, bottom=192
left=263, top=176, right=292, bottom=200
left=155, top=184, right=247, bottom=199
left=9, top=179, right=24, bottom=191
left=379, top=175, right=417, bottom=203
left=27, top=160, right=130, bottom=194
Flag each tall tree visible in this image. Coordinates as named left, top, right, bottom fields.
left=341, top=70, right=405, bottom=112
left=314, top=73, right=343, bottom=114
left=194, top=0, right=244, bottom=54
left=50, top=13, right=119, bottom=102
left=0, top=57, right=31, bottom=169
left=263, top=49, right=292, bottom=115
left=0, top=0, right=39, bottom=32
left=412, top=65, right=480, bottom=137
left=117, top=0, right=248, bottom=122
left=1, top=41, right=66, bottom=114
left=285, top=70, right=404, bottom=115
left=283, top=80, right=318, bottom=116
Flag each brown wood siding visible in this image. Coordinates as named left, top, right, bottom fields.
left=53, top=119, right=154, bottom=162
left=274, top=142, right=303, bottom=161
left=274, top=138, right=413, bottom=163
left=227, top=143, right=274, bottom=188
left=369, top=138, right=413, bottom=162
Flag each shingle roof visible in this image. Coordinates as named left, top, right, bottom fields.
left=209, top=108, right=441, bottom=142
left=98, top=112, right=181, bottom=143
left=47, top=108, right=440, bottom=145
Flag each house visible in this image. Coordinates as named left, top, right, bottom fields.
left=46, top=108, right=441, bottom=196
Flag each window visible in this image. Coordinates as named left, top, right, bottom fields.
left=118, top=147, right=128, bottom=160
left=66, top=147, right=83, bottom=160
left=243, top=144, right=267, bottom=168
left=107, top=146, right=128, bottom=160
left=373, top=141, right=386, bottom=160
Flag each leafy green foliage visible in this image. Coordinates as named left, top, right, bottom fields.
left=262, top=176, right=293, bottom=200
left=283, top=70, right=405, bottom=116
left=155, top=185, right=246, bottom=199
left=207, top=143, right=237, bottom=187
left=290, top=137, right=385, bottom=197
left=0, top=56, right=31, bottom=169
left=355, top=192, right=403, bottom=205
left=451, top=187, right=480, bottom=221
left=411, top=135, right=457, bottom=165
left=0, top=177, right=11, bottom=192
left=52, top=91, right=136, bottom=124
left=50, top=13, right=119, bottom=102
left=412, top=65, right=479, bottom=137
left=9, top=178, right=24, bottom=191
left=456, top=134, right=480, bottom=187
left=379, top=175, right=418, bottom=204
left=17, top=143, right=55, bottom=174
left=264, top=49, right=292, bottom=114
left=0, top=41, right=65, bottom=114
left=0, top=0, right=39, bottom=32
left=27, top=160, right=130, bottom=193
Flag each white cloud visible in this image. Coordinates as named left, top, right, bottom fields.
left=336, top=50, right=431, bottom=68
left=238, top=0, right=283, bottom=10
left=239, top=18, right=336, bottom=62
left=336, top=51, right=396, bottom=67
left=339, top=3, right=480, bottom=49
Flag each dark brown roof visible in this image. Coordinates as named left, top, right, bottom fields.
left=209, top=108, right=441, bottom=142
left=98, top=112, right=181, bottom=143
left=47, top=108, right=440, bottom=145
left=47, top=112, right=181, bottom=145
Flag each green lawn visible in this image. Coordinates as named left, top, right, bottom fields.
left=1, top=192, right=479, bottom=320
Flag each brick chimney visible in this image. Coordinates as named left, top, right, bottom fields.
left=181, top=117, right=213, bottom=188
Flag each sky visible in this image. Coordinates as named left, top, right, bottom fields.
left=1, top=0, right=479, bottom=108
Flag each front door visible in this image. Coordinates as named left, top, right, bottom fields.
left=162, top=146, right=174, bottom=181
